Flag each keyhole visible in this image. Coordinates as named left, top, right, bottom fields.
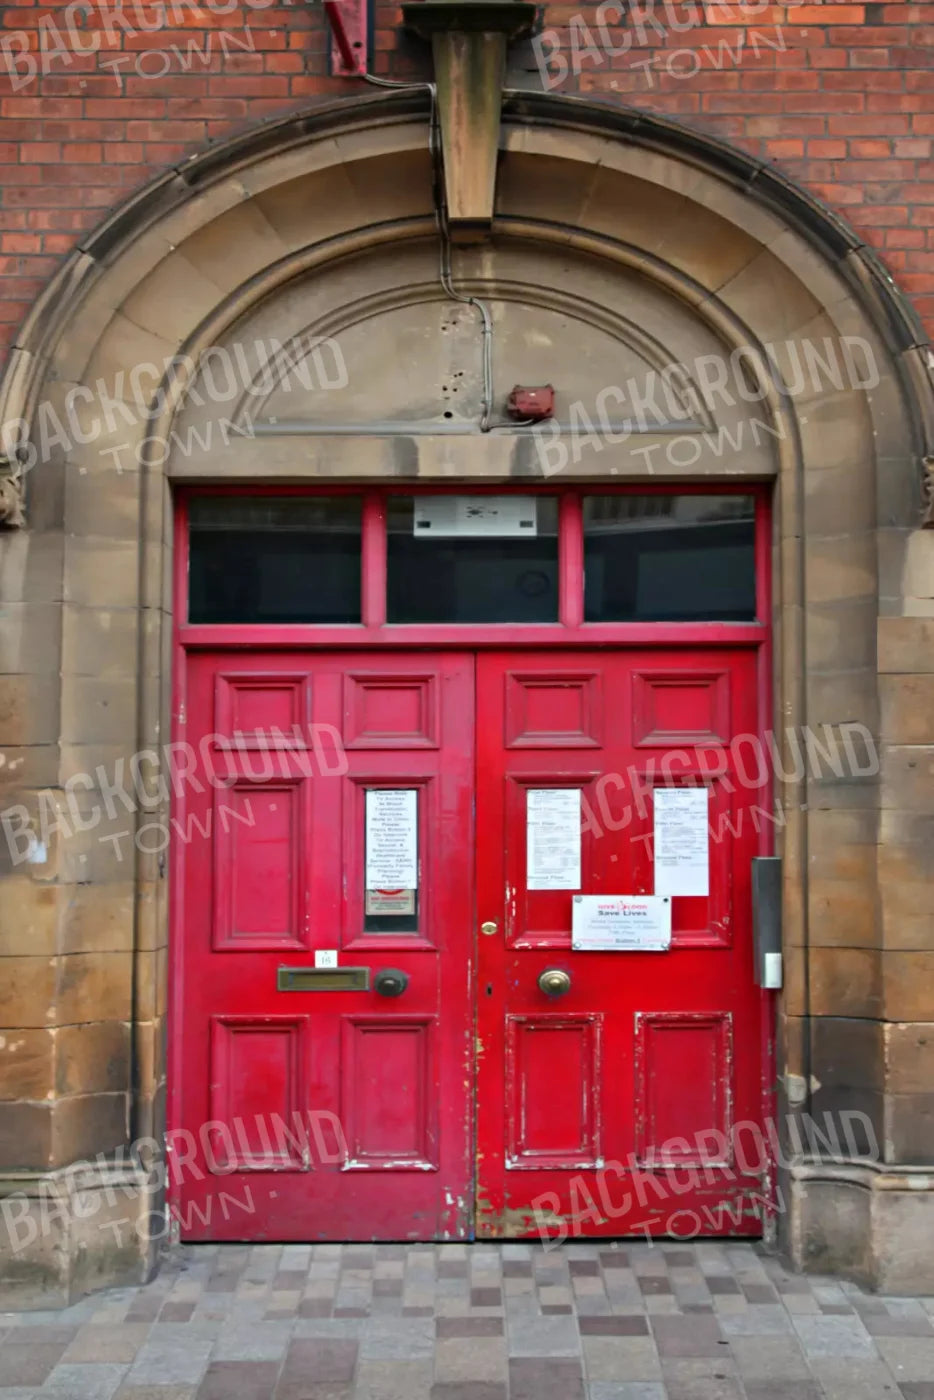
left=486, top=984, right=493, bottom=997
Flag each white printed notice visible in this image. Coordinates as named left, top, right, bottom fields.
left=365, top=789, right=418, bottom=890
left=653, top=787, right=710, bottom=897
left=572, top=894, right=672, bottom=951
left=527, top=788, right=581, bottom=891
left=413, top=496, right=537, bottom=538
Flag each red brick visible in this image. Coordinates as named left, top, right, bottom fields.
left=62, top=143, right=103, bottom=162
left=101, top=143, right=146, bottom=163
left=768, top=139, right=807, bottom=157
left=704, top=4, right=787, bottom=24
left=809, top=50, right=849, bottom=67
left=868, top=94, right=930, bottom=114
left=781, top=158, right=836, bottom=181
left=785, top=4, right=865, bottom=21
left=741, top=71, right=821, bottom=90
left=809, top=139, right=848, bottom=157
left=261, top=55, right=304, bottom=73
left=822, top=70, right=904, bottom=89
left=833, top=25, right=909, bottom=42
left=18, top=143, right=60, bottom=162
left=838, top=159, right=917, bottom=179
left=828, top=114, right=912, bottom=133
left=0, top=235, right=41, bottom=253
left=884, top=231, right=929, bottom=250
left=746, top=114, right=827, bottom=135
left=809, top=182, right=866, bottom=205
left=849, top=140, right=895, bottom=157
left=849, top=47, right=898, bottom=66
left=895, top=138, right=932, bottom=157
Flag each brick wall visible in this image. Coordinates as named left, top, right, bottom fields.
left=0, top=0, right=931, bottom=360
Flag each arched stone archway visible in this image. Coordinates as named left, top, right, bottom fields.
left=2, top=90, right=934, bottom=1300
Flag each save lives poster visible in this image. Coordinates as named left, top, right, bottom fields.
left=572, top=894, right=672, bottom=951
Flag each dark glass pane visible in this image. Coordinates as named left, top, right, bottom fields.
left=583, top=495, right=756, bottom=622
left=363, top=888, right=420, bottom=935
left=188, top=496, right=362, bottom=624
left=387, top=496, right=559, bottom=623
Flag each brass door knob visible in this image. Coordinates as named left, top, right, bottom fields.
left=538, top=968, right=571, bottom=997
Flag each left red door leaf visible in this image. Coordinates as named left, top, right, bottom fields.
left=171, top=652, right=475, bottom=1242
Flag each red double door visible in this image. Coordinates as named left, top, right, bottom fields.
left=173, top=649, right=767, bottom=1241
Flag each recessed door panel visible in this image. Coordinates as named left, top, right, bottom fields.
left=344, top=672, right=439, bottom=749
left=634, top=1011, right=734, bottom=1167
left=208, top=1017, right=308, bottom=1170
left=506, top=1015, right=601, bottom=1169
left=212, top=780, right=307, bottom=951
left=342, top=1017, right=436, bottom=1168
left=215, top=672, right=314, bottom=747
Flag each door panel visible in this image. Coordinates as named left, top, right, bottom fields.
left=173, top=652, right=474, bottom=1241
left=476, top=650, right=766, bottom=1240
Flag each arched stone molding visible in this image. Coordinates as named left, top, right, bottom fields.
left=2, top=89, right=934, bottom=1302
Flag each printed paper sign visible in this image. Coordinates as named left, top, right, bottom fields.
left=413, top=496, right=538, bottom=538
left=572, top=894, right=672, bottom=951
left=527, top=788, right=581, bottom=891
left=653, top=787, right=710, bottom=898
left=366, top=789, right=418, bottom=890
left=365, top=889, right=416, bottom=916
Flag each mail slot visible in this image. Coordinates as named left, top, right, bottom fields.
left=277, top=966, right=370, bottom=992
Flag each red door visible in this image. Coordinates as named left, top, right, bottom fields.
left=475, top=649, right=767, bottom=1241
left=172, top=645, right=768, bottom=1242
left=172, top=652, right=474, bottom=1240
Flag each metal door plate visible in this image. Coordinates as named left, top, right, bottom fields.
left=277, top=966, right=370, bottom=992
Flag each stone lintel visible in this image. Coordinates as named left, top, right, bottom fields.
left=165, top=431, right=778, bottom=481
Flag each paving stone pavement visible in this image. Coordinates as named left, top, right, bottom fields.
left=2, top=1241, right=933, bottom=1399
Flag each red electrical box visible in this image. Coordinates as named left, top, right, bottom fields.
left=507, top=385, right=555, bottom=422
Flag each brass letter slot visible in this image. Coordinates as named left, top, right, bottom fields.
left=277, top=966, right=370, bottom=992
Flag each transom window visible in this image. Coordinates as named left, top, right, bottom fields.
left=185, top=489, right=760, bottom=629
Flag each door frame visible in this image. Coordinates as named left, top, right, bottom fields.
left=167, top=482, right=776, bottom=1238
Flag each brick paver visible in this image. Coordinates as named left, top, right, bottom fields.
left=0, top=1242, right=927, bottom=1398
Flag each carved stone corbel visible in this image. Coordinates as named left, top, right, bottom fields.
left=0, top=455, right=25, bottom=528
left=0, top=345, right=35, bottom=528
left=922, top=456, right=934, bottom=528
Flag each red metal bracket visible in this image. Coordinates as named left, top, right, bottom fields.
left=324, top=0, right=368, bottom=76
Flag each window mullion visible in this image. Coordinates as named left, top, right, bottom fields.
left=361, top=492, right=387, bottom=627
left=559, top=493, right=584, bottom=628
